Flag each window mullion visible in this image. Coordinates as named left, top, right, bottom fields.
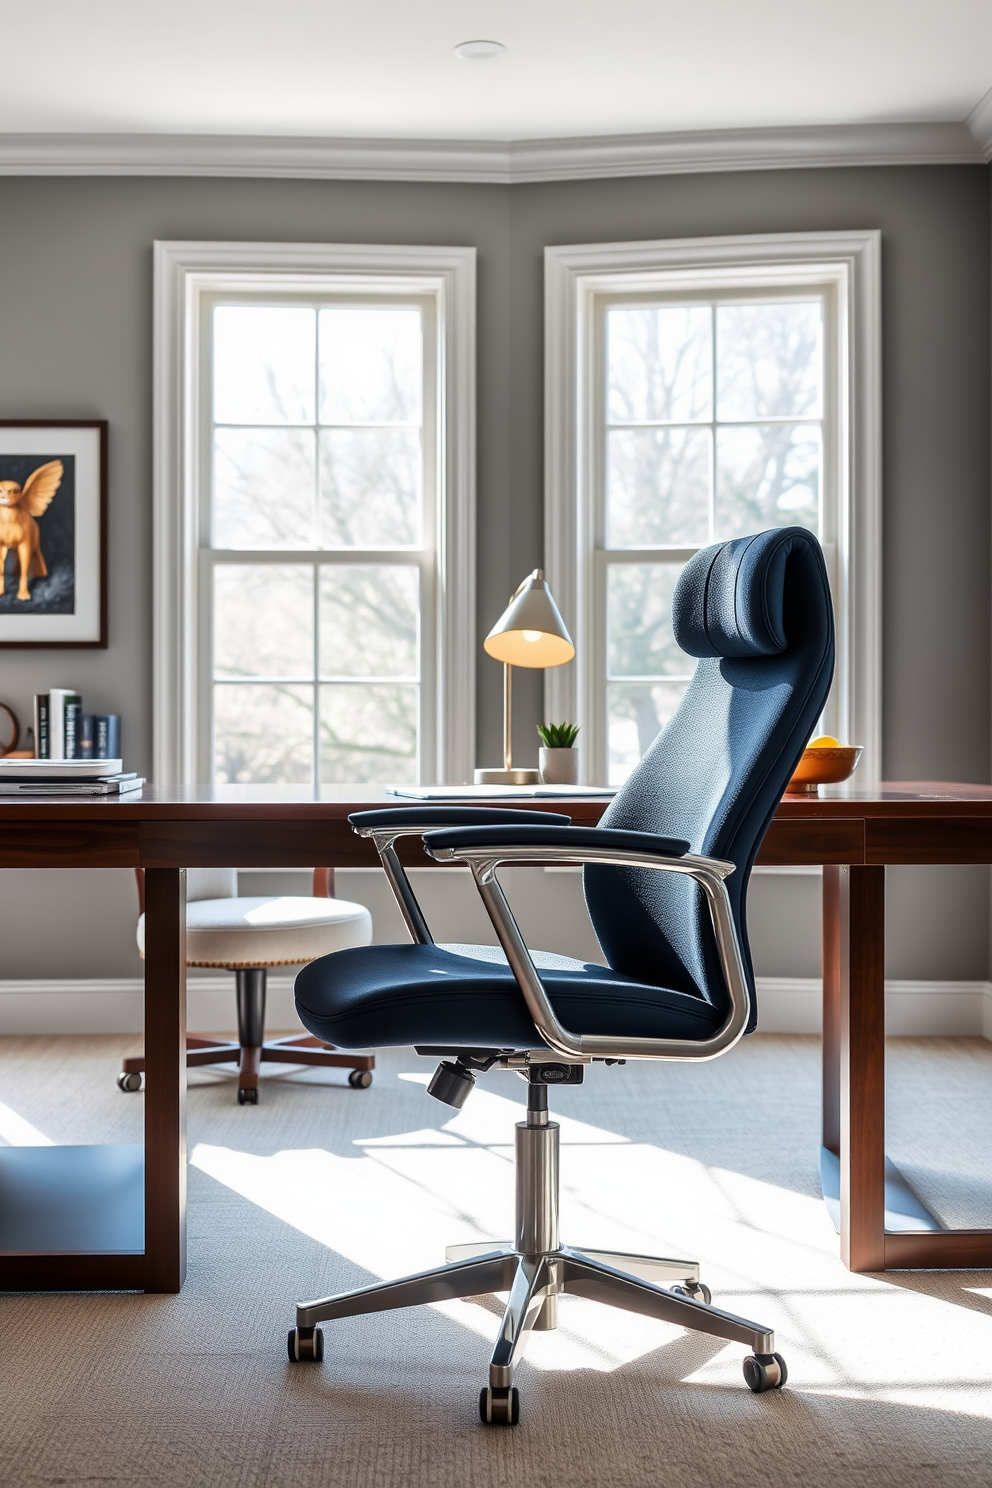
left=709, top=302, right=717, bottom=542
left=312, top=311, right=321, bottom=788
left=312, top=560, right=320, bottom=790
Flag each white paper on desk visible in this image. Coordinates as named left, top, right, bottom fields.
left=0, top=758, right=124, bottom=778
left=386, top=784, right=615, bottom=799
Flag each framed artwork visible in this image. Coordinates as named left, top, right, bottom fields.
left=0, top=420, right=107, bottom=648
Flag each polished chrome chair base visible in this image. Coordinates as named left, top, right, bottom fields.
left=289, top=1078, right=786, bottom=1423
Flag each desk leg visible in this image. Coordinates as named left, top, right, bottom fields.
left=822, top=866, right=841, bottom=1156
left=143, top=868, right=187, bottom=1293
left=838, top=865, right=886, bottom=1272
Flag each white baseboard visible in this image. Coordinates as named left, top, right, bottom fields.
left=756, top=977, right=992, bottom=1037
left=0, top=975, right=304, bottom=1036
left=0, top=975, right=989, bottom=1040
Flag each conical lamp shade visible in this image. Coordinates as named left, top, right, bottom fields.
left=483, top=570, right=575, bottom=669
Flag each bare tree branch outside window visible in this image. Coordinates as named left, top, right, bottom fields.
left=210, top=303, right=426, bottom=785
left=605, top=298, right=823, bottom=782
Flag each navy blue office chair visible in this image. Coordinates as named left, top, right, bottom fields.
left=288, top=527, right=835, bottom=1425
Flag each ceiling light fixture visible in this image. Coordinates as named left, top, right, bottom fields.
left=453, top=39, right=506, bottom=62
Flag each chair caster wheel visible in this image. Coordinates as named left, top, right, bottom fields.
left=743, top=1352, right=788, bottom=1393
left=287, top=1326, right=324, bottom=1362
left=348, top=1070, right=373, bottom=1089
left=671, top=1281, right=712, bottom=1305
left=238, top=1087, right=258, bottom=1105
left=479, top=1385, right=519, bottom=1425
left=117, top=1072, right=142, bottom=1093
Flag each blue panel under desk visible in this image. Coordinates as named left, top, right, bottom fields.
left=0, top=1145, right=144, bottom=1254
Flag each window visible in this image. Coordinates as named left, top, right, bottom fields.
left=601, top=293, right=827, bottom=783
left=154, top=243, right=476, bottom=787
left=205, top=299, right=432, bottom=785
left=545, top=232, right=881, bottom=786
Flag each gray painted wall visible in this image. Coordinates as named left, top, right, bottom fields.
left=0, top=165, right=988, bottom=985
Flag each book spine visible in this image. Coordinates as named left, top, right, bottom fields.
left=95, top=715, right=120, bottom=760
left=48, top=689, right=66, bottom=761
left=63, top=700, right=82, bottom=760
left=78, top=713, right=95, bottom=760
left=35, top=695, right=50, bottom=759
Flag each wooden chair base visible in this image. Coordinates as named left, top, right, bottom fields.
left=119, top=963, right=374, bottom=1104
left=121, top=1035, right=375, bottom=1103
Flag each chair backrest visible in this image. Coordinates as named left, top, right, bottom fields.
left=186, top=867, right=238, bottom=902
left=584, top=527, right=835, bottom=1031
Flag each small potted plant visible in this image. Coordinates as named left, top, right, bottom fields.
left=536, top=722, right=580, bottom=785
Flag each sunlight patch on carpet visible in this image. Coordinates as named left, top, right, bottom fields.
left=190, top=1073, right=992, bottom=1415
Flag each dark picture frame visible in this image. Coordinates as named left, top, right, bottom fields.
left=0, top=419, right=108, bottom=648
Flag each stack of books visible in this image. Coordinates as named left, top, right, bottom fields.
left=0, top=760, right=144, bottom=796
left=33, top=690, right=120, bottom=761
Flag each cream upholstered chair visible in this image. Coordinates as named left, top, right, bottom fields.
left=119, top=867, right=374, bottom=1104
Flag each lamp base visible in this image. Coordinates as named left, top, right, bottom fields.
left=473, top=767, right=542, bottom=786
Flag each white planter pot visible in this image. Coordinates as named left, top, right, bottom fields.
left=539, top=747, right=579, bottom=785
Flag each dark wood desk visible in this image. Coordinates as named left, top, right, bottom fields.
left=768, top=782, right=992, bottom=1273
left=0, top=787, right=608, bottom=1294
left=2, top=782, right=989, bottom=1291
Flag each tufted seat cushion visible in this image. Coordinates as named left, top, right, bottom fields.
left=138, top=895, right=372, bottom=969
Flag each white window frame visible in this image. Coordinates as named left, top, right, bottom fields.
left=153, top=240, right=476, bottom=786
left=544, top=231, right=882, bottom=787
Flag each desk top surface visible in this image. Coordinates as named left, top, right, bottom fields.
left=1, top=781, right=992, bottom=821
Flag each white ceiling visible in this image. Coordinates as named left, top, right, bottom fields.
left=1, top=0, right=990, bottom=144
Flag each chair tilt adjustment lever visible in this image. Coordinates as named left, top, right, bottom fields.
left=524, top=1063, right=584, bottom=1086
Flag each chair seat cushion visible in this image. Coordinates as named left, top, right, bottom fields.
left=294, top=941, right=723, bottom=1050
left=137, top=896, right=373, bottom=968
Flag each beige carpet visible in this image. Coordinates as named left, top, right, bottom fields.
left=2, top=1034, right=992, bottom=1487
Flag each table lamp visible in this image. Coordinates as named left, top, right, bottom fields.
left=474, top=569, right=575, bottom=786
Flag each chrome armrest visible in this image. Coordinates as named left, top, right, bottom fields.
left=350, top=822, right=438, bottom=945
left=348, top=809, right=573, bottom=947
left=424, top=838, right=750, bottom=1064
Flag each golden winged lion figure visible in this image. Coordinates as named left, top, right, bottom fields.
left=0, top=459, right=64, bottom=601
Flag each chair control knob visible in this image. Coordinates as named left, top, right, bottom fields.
left=427, top=1060, right=477, bottom=1109
left=529, top=1063, right=584, bottom=1086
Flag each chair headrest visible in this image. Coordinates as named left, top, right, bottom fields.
left=672, top=527, right=815, bottom=660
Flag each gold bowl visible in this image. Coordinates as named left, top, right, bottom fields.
left=786, top=745, right=863, bottom=795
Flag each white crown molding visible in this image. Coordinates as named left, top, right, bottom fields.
left=509, top=121, right=983, bottom=182
left=0, top=120, right=983, bottom=185
left=965, top=86, right=992, bottom=161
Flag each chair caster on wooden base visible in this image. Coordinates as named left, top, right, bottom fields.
left=116, top=966, right=375, bottom=1104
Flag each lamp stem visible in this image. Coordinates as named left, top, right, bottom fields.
left=503, top=663, right=513, bottom=772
